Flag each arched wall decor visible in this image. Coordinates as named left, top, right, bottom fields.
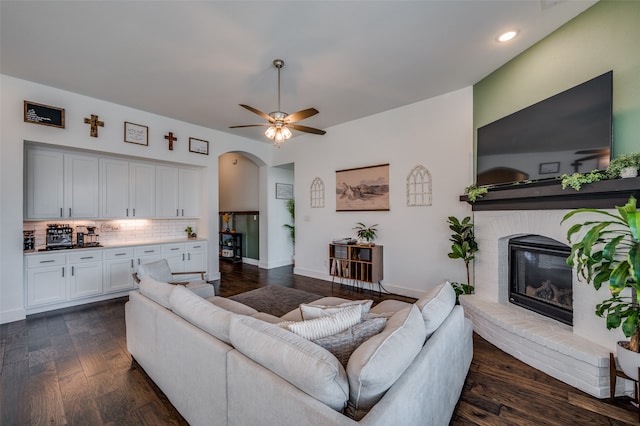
left=310, top=177, right=325, bottom=208
left=406, top=165, right=432, bottom=206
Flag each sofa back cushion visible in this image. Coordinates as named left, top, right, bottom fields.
left=299, top=299, right=373, bottom=320
left=138, top=276, right=174, bottom=308
left=415, top=281, right=456, bottom=337
left=229, top=316, right=349, bottom=411
left=169, top=285, right=236, bottom=345
left=346, top=304, right=426, bottom=420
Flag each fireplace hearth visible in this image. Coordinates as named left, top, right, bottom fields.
left=509, top=234, right=573, bottom=325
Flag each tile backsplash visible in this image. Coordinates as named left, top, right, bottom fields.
left=24, top=219, right=199, bottom=249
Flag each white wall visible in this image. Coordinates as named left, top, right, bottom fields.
left=218, top=152, right=260, bottom=211
left=274, top=87, right=474, bottom=298
left=0, top=74, right=274, bottom=323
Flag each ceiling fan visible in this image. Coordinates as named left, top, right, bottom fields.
left=230, top=59, right=326, bottom=147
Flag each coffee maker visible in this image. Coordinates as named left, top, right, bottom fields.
left=46, top=224, right=73, bottom=250
left=76, top=225, right=100, bottom=247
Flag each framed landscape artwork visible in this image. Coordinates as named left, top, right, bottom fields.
left=336, top=163, right=390, bottom=211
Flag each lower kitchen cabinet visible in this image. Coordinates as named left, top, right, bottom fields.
left=103, top=248, right=135, bottom=293
left=24, top=240, right=208, bottom=314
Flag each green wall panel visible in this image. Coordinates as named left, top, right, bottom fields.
left=474, top=1, right=640, bottom=166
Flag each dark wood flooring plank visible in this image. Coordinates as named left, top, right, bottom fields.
left=1, top=358, right=31, bottom=425
left=28, top=359, right=67, bottom=425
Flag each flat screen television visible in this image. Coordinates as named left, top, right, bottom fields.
left=476, top=70, right=612, bottom=187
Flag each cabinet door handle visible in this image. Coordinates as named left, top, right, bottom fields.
left=182, top=253, right=185, bottom=261
left=188, top=253, right=191, bottom=261
left=115, top=252, right=126, bottom=256
left=193, top=245, right=201, bottom=249
left=133, top=208, right=136, bottom=217
left=69, top=208, right=72, bottom=217
left=138, top=259, right=141, bottom=265
left=144, top=250, right=154, bottom=253
left=131, top=259, right=134, bottom=268
left=60, top=208, right=63, bottom=218
left=182, top=209, right=184, bottom=217
left=80, top=256, right=93, bottom=260
left=71, top=266, right=75, bottom=276
left=40, top=260, right=55, bottom=264
left=62, top=267, right=65, bottom=277
left=176, top=209, right=179, bottom=217
left=171, top=248, right=179, bottom=251
left=126, top=208, right=129, bottom=217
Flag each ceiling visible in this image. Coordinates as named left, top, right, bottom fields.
left=0, top=1, right=596, bottom=143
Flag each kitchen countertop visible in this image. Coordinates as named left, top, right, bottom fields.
left=24, top=238, right=208, bottom=256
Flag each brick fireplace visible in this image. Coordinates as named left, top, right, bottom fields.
left=458, top=179, right=640, bottom=398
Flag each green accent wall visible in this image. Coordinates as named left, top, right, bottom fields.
left=474, top=1, right=640, bottom=162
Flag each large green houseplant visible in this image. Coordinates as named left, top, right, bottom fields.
left=447, top=216, right=478, bottom=301
left=562, top=196, right=640, bottom=378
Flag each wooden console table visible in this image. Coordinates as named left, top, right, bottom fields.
left=609, top=352, right=640, bottom=421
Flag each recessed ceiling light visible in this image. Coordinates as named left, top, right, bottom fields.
left=498, top=30, right=518, bottom=42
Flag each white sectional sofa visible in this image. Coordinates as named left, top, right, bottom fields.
left=125, top=279, right=473, bottom=425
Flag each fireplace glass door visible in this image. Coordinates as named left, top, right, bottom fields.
left=509, top=235, right=573, bottom=325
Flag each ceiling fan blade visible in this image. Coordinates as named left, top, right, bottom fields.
left=285, top=108, right=319, bottom=123
left=289, top=124, right=326, bottom=135
left=229, top=124, right=271, bottom=128
left=239, top=104, right=274, bottom=122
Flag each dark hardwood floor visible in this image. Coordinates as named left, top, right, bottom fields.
left=1, top=261, right=638, bottom=425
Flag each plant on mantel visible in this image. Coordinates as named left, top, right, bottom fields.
left=562, top=196, right=640, bottom=379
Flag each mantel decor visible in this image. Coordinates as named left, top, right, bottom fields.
left=460, top=177, right=640, bottom=211
left=124, top=122, right=149, bottom=146
left=24, top=101, right=65, bottom=128
left=336, top=163, right=390, bottom=212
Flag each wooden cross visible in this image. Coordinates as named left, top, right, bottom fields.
left=84, top=114, right=104, bottom=137
left=164, top=132, right=178, bottom=150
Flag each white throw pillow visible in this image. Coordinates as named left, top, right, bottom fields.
left=300, top=299, right=373, bottom=320
left=415, top=281, right=456, bottom=337
left=346, top=304, right=426, bottom=420
left=138, top=276, right=175, bottom=308
left=287, top=305, right=361, bottom=340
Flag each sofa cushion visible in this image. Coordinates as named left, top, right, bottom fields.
left=229, top=316, right=349, bottom=411
left=287, top=305, right=361, bottom=340
left=346, top=304, right=426, bottom=420
left=300, top=299, right=373, bottom=320
left=415, top=281, right=456, bottom=337
left=280, top=297, right=353, bottom=321
left=206, top=296, right=258, bottom=315
left=369, top=299, right=411, bottom=315
left=169, top=285, right=236, bottom=345
left=136, top=259, right=173, bottom=283
left=313, top=317, right=387, bottom=367
left=138, top=276, right=175, bottom=308
left=250, top=312, right=283, bottom=324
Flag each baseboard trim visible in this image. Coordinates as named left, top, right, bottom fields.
left=0, top=307, right=26, bottom=325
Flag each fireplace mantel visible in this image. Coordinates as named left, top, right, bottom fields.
left=460, top=177, right=640, bottom=211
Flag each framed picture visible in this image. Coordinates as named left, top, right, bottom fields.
left=276, top=183, right=293, bottom=200
left=124, top=122, right=148, bottom=146
left=189, top=137, right=209, bottom=155
left=24, top=101, right=65, bottom=128
left=539, top=161, right=560, bottom=174
left=336, top=163, right=390, bottom=211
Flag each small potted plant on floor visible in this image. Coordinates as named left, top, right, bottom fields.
left=354, top=223, right=378, bottom=246
left=562, top=196, right=640, bottom=379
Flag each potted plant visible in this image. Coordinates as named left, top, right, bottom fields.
left=184, top=226, right=196, bottom=239
left=464, top=184, right=489, bottom=203
left=283, top=198, right=295, bottom=243
left=447, top=216, right=478, bottom=302
left=560, top=169, right=607, bottom=191
left=607, top=153, right=640, bottom=179
left=562, top=196, right=640, bottom=379
left=354, top=223, right=378, bottom=246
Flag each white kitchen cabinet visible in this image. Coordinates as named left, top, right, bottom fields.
left=25, top=149, right=99, bottom=219
left=101, top=159, right=156, bottom=218
left=68, top=251, right=103, bottom=299
left=185, top=241, right=208, bottom=272
left=155, top=166, right=201, bottom=218
left=162, top=243, right=185, bottom=273
left=26, top=253, right=67, bottom=307
left=103, top=248, right=135, bottom=293
left=135, top=245, right=163, bottom=269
